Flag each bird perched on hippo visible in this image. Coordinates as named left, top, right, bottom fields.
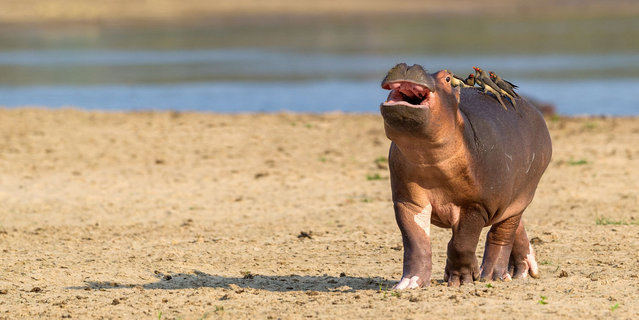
left=379, top=63, right=552, bottom=289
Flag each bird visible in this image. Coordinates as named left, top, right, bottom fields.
left=489, top=71, right=519, bottom=98
left=473, top=67, right=517, bottom=108
left=473, top=66, right=508, bottom=110
left=463, top=73, right=475, bottom=86
left=451, top=73, right=472, bottom=88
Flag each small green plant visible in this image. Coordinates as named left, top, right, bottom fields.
left=374, top=157, right=388, bottom=164
left=305, top=123, right=312, bottom=128
left=595, top=217, right=639, bottom=226
left=549, top=114, right=560, bottom=122
left=157, top=311, right=163, bottom=320
left=485, top=283, right=493, bottom=288
left=538, top=296, right=548, bottom=305
left=360, top=197, right=371, bottom=203
left=610, top=303, right=619, bottom=311
left=367, top=173, right=383, bottom=180
left=567, top=158, right=588, bottom=166
left=540, top=260, right=553, bottom=265
left=391, top=291, right=401, bottom=298
left=583, top=122, right=597, bottom=130
left=214, top=305, right=224, bottom=313
left=318, top=156, right=327, bottom=163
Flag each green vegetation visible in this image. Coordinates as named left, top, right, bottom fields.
left=567, top=158, right=588, bottom=166
left=374, top=156, right=387, bottom=164
left=595, top=217, right=639, bottom=225
left=540, top=260, right=553, bottom=265
left=485, top=283, right=494, bottom=288
left=538, top=296, right=548, bottom=305
left=366, top=173, right=383, bottom=181
left=610, top=303, right=619, bottom=311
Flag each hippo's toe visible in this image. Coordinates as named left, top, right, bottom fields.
left=393, top=276, right=422, bottom=290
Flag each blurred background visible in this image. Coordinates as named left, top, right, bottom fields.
left=0, top=0, right=638, bottom=115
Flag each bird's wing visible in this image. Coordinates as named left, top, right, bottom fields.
left=504, top=79, right=519, bottom=89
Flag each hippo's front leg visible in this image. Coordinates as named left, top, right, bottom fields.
left=444, top=209, right=484, bottom=286
left=393, top=201, right=432, bottom=289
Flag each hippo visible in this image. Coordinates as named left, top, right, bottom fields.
left=379, top=63, right=552, bottom=288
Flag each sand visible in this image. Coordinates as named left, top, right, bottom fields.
left=0, top=108, right=638, bottom=319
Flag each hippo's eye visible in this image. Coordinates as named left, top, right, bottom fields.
left=446, top=76, right=450, bottom=82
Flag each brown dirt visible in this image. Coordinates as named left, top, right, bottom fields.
left=0, top=108, right=638, bottom=319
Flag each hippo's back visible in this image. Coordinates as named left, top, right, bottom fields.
left=458, top=88, right=552, bottom=210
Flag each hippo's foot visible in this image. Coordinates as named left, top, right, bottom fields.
left=393, top=257, right=431, bottom=290
left=394, top=274, right=427, bottom=290
left=393, top=262, right=431, bottom=290
left=508, top=220, right=539, bottom=279
left=444, top=258, right=480, bottom=286
left=479, top=242, right=513, bottom=281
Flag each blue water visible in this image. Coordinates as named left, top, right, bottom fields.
left=1, top=49, right=638, bottom=115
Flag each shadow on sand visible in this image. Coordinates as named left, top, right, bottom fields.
left=67, top=270, right=395, bottom=292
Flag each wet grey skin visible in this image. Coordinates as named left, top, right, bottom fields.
left=381, top=63, right=409, bottom=87
left=379, top=63, right=552, bottom=289
left=382, top=63, right=436, bottom=91
left=489, top=71, right=520, bottom=98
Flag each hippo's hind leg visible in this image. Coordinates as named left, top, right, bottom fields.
left=393, top=202, right=432, bottom=289
left=480, top=214, right=521, bottom=281
left=508, top=220, right=539, bottom=279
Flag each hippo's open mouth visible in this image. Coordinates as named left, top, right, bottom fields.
left=382, top=81, right=432, bottom=108
left=380, top=63, right=436, bottom=109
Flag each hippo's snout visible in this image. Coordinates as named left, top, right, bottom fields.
left=381, top=63, right=436, bottom=109
left=382, top=63, right=436, bottom=91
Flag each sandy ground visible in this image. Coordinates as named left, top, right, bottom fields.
left=0, top=108, right=638, bottom=319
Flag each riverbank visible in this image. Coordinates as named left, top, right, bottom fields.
left=0, top=108, right=637, bottom=319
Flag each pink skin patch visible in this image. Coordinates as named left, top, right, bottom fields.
left=525, top=243, right=539, bottom=278
left=394, top=276, right=420, bottom=290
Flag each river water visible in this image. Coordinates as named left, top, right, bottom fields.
left=0, top=16, right=637, bottom=115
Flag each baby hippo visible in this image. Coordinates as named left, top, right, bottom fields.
left=379, top=63, right=552, bottom=288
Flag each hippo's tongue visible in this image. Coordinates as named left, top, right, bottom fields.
left=384, top=81, right=431, bottom=107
